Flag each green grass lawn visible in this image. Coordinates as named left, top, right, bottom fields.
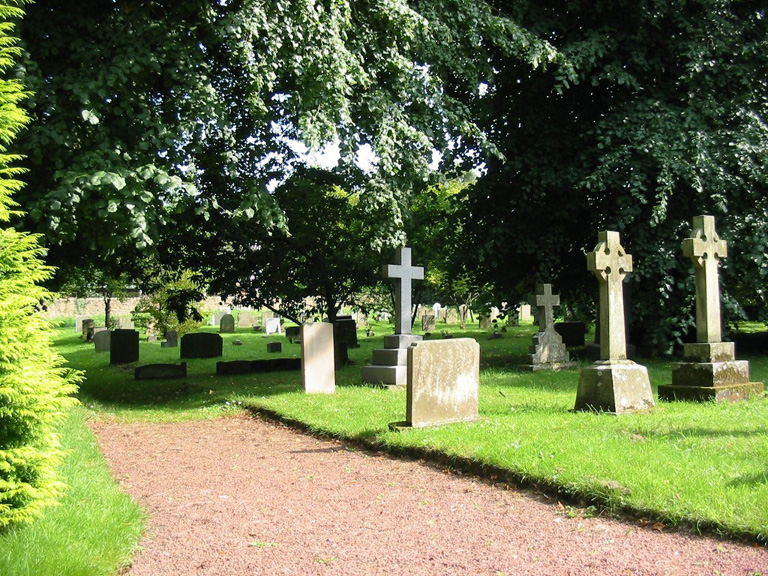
left=4, top=319, right=766, bottom=576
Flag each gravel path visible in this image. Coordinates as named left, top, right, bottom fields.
left=90, top=413, right=768, bottom=576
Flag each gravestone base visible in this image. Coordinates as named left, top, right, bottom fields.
left=523, top=361, right=578, bottom=372
left=362, top=334, right=422, bottom=389
left=657, top=381, right=763, bottom=402
left=574, top=360, right=655, bottom=414
left=523, top=330, right=577, bottom=372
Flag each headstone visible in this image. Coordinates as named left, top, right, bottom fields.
left=478, top=315, right=492, bottom=329
left=180, top=333, right=223, bottom=359
left=163, top=330, right=178, bottom=347
left=285, top=326, right=301, bottom=343
left=362, top=247, right=424, bottom=388
left=81, top=319, right=95, bottom=340
left=216, top=358, right=301, bottom=375
left=75, top=315, right=89, bottom=333
left=519, top=304, right=532, bottom=323
left=523, top=284, right=576, bottom=371
left=237, top=310, right=252, bottom=328
left=574, top=231, right=655, bottom=414
left=211, top=310, right=227, bottom=327
left=267, top=342, right=282, bottom=353
left=265, top=317, right=282, bottom=335
left=219, top=313, right=235, bottom=333
left=658, top=216, right=763, bottom=401
left=110, top=329, right=140, bottom=365
left=334, top=316, right=358, bottom=348
left=147, top=334, right=157, bottom=342
left=93, top=330, right=111, bottom=353
left=135, top=363, right=187, bottom=380
left=445, top=308, right=459, bottom=324
left=399, top=339, right=480, bottom=428
left=262, top=309, right=275, bottom=321
left=301, top=323, right=335, bottom=394
left=421, top=314, right=436, bottom=332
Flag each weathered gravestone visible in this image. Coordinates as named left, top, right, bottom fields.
left=301, top=323, right=335, bottom=394
left=519, top=304, right=532, bottom=323
left=93, top=330, right=111, bottom=353
left=267, top=342, right=282, bottom=353
left=219, top=313, right=235, bottom=333
left=237, top=310, right=252, bottom=328
left=265, top=317, right=282, bottom=335
left=574, top=231, right=655, bottom=414
left=421, top=314, right=436, bottom=332
left=478, top=315, right=492, bottom=329
left=135, top=363, right=187, bottom=380
left=399, top=339, right=480, bottom=428
left=161, top=330, right=178, bottom=348
left=110, top=329, right=140, bottom=365
left=445, top=308, right=459, bottom=325
left=180, top=333, right=223, bottom=359
left=523, top=284, right=576, bottom=371
left=75, top=315, right=89, bottom=333
left=81, top=319, right=95, bottom=341
left=658, top=216, right=764, bottom=401
left=362, top=247, right=424, bottom=388
left=285, top=326, right=301, bottom=343
left=334, top=316, right=358, bottom=348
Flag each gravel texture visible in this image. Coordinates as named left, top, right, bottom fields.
left=90, top=413, right=768, bottom=576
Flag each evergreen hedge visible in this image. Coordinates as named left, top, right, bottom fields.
left=0, top=0, right=80, bottom=529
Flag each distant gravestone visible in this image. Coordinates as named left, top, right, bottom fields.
left=237, top=310, right=252, bottom=328
left=301, top=323, right=335, bottom=394
left=421, top=314, right=436, bottom=332
left=162, top=330, right=178, bottom=348
left=519, top=304, right=532, bottom=323
left=574, top=231, right=654, bottom=414
left=267, top=342, right=282, bottom=353
left=135, top=363, right=187, bottom=380
left=81, top=319, right=95, bottom=341
left=524, top=284, right=576, bottom=371
left=75, top=315, right=89, bottom=333
left=285, top=326, right=301, bottom=343
left=216, top=358, right=301, bottom=375
left=110, top=329, right=140, bottom=365
left=219, top=313, right=235, bottom=333
left=93, top=330, right=111, bottom=353
left=402, top=339, right=480, bottom=428
left=478, top=315, right=492, bottom=329
left=265, top=317, right=282, bottom=335
left=180, top=333, right=223, bottom=359
left=445, top=308, right=459, bottom=325
left=334, top=316, right=358, bottom=348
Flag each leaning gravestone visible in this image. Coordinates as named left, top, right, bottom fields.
left=93, top=330, right=111, bottom=353
left=362, top=247, right=424, bottom=388
left=110, top=329, right=140, bottom=365
left=301, top=323, right=335, bottom=394
left=219, top=313, right=235, bottom=333
left=658, top=215, right=763, bottom=401
left=400, top=339, right=480, bottom=428
left=574, top=231, right=655, bottom=414
left=421, top=314, right=436, bottom=332
left=523, top=284, right=576, bottom=371
left=180, top=333, right=223, bottom=359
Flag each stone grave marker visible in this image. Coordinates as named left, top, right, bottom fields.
left=301, top=323, right=335, bottom=394
left=219, top=313, right=235, bottom=333
left=135, top=363, right=187, bottom=380
left=574, top=231, right=654, bottom=414
left=478, top=315, right=492, bottom=329
left=401, top=339, right=480, bottom=428
left=162, top=330, right=178, bottom=348
left=519, top=304, right=532, bottom=323
left=285, top=326, right=301, bottom=343
left=265, top=317, right=282, bottom=335
left=81, top=319, right=95, bottom=341
left=180, top=333, right=223, bottom=359
left=445, top=308, right=459, bottom=324
left=267, top=342, right=282, bottom=353
left=421, top=314, right=436, bottom=332
left=75, top=315, right=89, bottom=333
left=93, top=330, right=111, bottom=353
left=523, top=284, right=576, bottom=371
left=216, top=358, right=301, bottom=375
left=237, top=310, right=252, bottom=328
left=658, top=215, right=763, bottom=401
left=362, top=247, right=424, bottom=388
left=110, top=329, right=140, bottom=365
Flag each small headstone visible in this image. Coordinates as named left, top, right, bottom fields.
left=93, top=330, right=111, bottom=353
left=147, top=334, right=158, bottom=342
left=267, top=342, right=282, bottom=353
left=523, top=284, right=576, bottom=371
left=75, top=314, right=89, bottom=333
left=421, top=314, right=436, bottom=332
left=81, top=319, right=95, bottom=340
left=219, top=313, right=235, bottom=333
left=478, top=315, right=492, bottom=329
left=237, top=310, right=252, bottom=328
left=301, top=323, right=335, bottom=394
left=135, top=363, right=187, bottom=380
left=445, top=308, right=459, bottom=324
left=110, top=329, right=140, bottom=365
left=265, top=317, right=282, bottom=335
left=402, top=339, right=480, bottom=428
left=180, top=333, right=223, bottom=359
left=334, top=316, right=358, bottom=348
left=285, top=326, right=301, bottom=343
left=232, top=339, right=243, bottom=346
left=164, top=330, right=178, bottom=347
left=574, top=231, right=654, bottom=414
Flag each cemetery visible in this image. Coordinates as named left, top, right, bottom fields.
left=2, top=3, right=768, bottom=575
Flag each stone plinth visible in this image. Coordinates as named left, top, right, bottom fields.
left=403, top=339, right=480, bottom=428
left=574, top=360, right=655, bottom=414
left=362, top=335, right=423, bottom=388
left=301, top=323, right=335, bottom=394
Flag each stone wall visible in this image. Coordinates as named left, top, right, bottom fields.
left=42, top=296, right=230, bottom=320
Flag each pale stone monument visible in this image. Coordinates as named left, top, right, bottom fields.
left=574, top=231, right=655, bottom=414
left=400, top=339, right=479, bottom=428
left=523, top=284, right=576, bottom=371
left=301, top=323, right=336, bottom=394
left=237, top=310, right=252, bottom=328
left=362, top=247, right=424, bottom=388
left=519, top=303, right=532, bottom=323
left=93, top=329, right=111, bottom=353
left=219, top=313, right=235, bottom=333
left=265, top=317, right=282, bottom=335
left=658, top=215, right=763, bottom=401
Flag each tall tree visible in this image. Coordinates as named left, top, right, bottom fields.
left=0, top=0, right=79, bottom=529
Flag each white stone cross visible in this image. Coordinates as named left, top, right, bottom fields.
left=535, top=284, right=559, bottom=333
left=682, top=215, right=728, bottom=343
left=383, top=246, right=424, bottom=335
left=587, top=231, right=633, bottom=361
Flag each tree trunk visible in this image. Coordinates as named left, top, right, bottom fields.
left=103, top=292, right=112, bottom=329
